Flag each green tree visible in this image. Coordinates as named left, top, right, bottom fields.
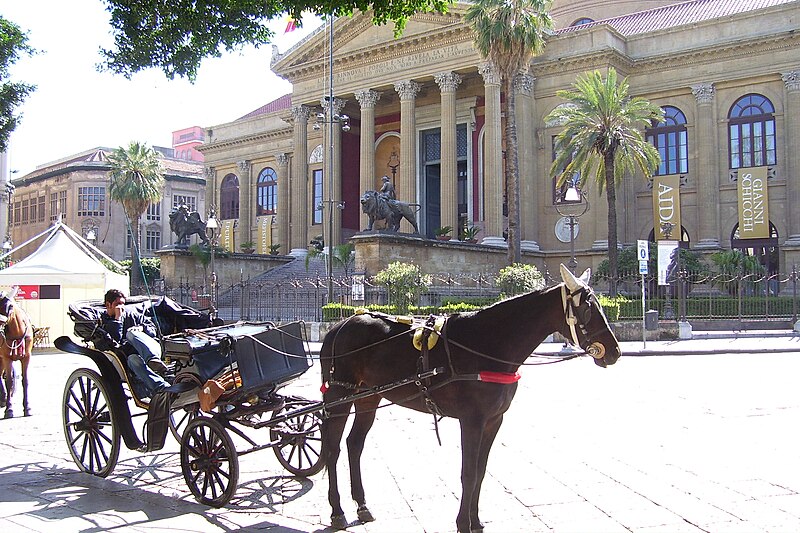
left=465, top=0, right=552, bottom=264
left=495, top=262, right=544, bottom=297
left=547, top=68, right=663, bottom=295
left=374, top=261, right=431, bottom=314
left=107, top=142, right=164, bottom=290
left=0, top=16, right=36, bottom=152
left=100, top=0, right=450, bottom=81
left=305, top=241, right=355, bottom=277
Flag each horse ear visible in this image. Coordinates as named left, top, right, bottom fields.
left=578, top=268, right=591, bottom=285
left=559, top=264, right=581, bottom=291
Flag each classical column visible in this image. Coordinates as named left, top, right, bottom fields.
left=237, top=160, right=252, bottom=244
left=394, top=80, right=421, bottom=232
left=290, top=105, right=310, bottom=255
left=204, top=166, right=217, bottom=213
left=355, top=89, right=381, bottom=230
left=479, top=62, right=505, bottom=247
left=782, top=71, right=800, bottom=246
left=435, top=72, right=462, bottom=235
left=691, top=83, right=720, bottom=249
left=276, top=153, right=289, bottom=251
left=323, top=97, right=346, bottom=245
left=516, top=72, right=539, bottom=251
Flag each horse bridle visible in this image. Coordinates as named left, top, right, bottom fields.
left=561, top=283, right=608, bottom=360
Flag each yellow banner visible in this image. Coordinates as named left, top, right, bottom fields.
left=221, top=220, right=235, bottom=251
left=737, top=166, right=769, bottom=239
left=257, top=216, right=274, bottom=254
left=652, top=174, right=682, bottom=240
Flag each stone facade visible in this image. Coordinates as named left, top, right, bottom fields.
left=199, top=0, right=800, bottom=275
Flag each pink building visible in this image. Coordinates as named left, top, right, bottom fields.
left=172, top=127, right=205, bottom=162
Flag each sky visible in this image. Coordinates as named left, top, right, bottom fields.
left=4, top=1, right=324, bottom=177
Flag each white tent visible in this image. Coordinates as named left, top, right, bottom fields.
left=0, top=223, right=129, bottom=343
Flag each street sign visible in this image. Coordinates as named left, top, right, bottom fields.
left=639, top=260, right=648, bottom=275
left=637, top=239, right=649, bottom=261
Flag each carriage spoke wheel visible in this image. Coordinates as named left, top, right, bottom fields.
left=269, top=398, right=325, bottom=477
left=180, top=417, right=239, bottom=507
left=169, top=405, right=203, bottom=442
left=62, top=368, right=120, bottom=478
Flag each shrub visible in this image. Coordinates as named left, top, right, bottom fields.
left=374, top=262, right=432, bottom=314
left=495, top=263, right=545, bottom=297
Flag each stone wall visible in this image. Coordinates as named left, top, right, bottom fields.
left=157, top=248, right=292, bottom=288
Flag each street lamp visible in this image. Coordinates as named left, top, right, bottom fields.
left=387, top=149, right=400, bottom=188
left=555, top=185, right=590, bottom=272
left=205, top=208, right=219, bottom=316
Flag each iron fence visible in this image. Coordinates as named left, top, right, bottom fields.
left=134, top=266, right=800, bottom=324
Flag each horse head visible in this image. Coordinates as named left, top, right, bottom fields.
left=559, top=264, right=621, bottom=367
left=0, top=293, right=13, bottom=327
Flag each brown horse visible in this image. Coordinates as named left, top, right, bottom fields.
left=0, top=290, right=33, bottom=418
left=320, top=265, right=621, bottom=532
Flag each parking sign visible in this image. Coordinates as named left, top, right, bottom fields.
left=637, top=240, right=649, bottom=261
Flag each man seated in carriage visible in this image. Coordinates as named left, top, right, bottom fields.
left=101, top=289, right=169, bottom=398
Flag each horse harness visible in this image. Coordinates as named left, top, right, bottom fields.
left=560, top=284, right=609, bottom=360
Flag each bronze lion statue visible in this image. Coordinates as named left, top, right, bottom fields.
left=169, top=205, right=209, bottom=246
left=360, top=190, right=420, bottom=234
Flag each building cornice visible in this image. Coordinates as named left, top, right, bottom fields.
left=198, top=128, right=293, bottom=155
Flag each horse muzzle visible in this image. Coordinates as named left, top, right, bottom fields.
left=587, top=342, right=621, bottom=367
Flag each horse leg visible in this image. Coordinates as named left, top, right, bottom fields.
left=468, top=414, right=504, bottom=532
left=456, top=417, right=485, bottom=533
left=346, top=395, right=381, bottom=523
left=0, top=366, right=6, bottom=408
left=3, top=361, right=15, bottom=418
left=322, top=398, right=354, bottom=530
left=21, top=352, right=30, bottom=416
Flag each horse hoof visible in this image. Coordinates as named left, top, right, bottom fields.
left=330, top=514, right=349, bottom=530
left=24, top=409, right=31, bottom=417
left=4, top=409, right=13, bottom=419
left=357, top=504, right=375, bottom=523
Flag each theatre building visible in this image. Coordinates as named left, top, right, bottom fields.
left=199, top=0, right=800, bottom=275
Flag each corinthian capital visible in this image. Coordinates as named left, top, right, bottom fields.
left=291, top=105, right=311, bottom=122
left=394, top=80, right=421, bottom=101
left=691, top=83, right=715, bottom=104
left=782, top=71, right=800, bottom=92
left=204, top=166, right=216, bottom=180
left=237, top=160, right=251, bottom=174
left=354, top=89, right=381, bottom=108
left=514, top=73, right=535, bottom=96
left=434, top=72, right=462, bottom=93
left=479, top=62, right=501, bottom=86
left=276, top=153, right=289, bottom=167
left=321, top=96, right=346, bottom=116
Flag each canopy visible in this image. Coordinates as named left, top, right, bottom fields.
left=0, top=223, right=129, bottom=343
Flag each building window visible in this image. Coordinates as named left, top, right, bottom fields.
left=172, top=194, right=197, bottom=213
left=78, top=186, right=106, bottom=217
left=146, top=229, right=161, bottom=251
left=21, top=198, right=29, bottom=224
left=37, top=195, right=45, bottom=222
left=646, top=105, right=688, bottom=176
left=30, top=197, right=37, bottom=223
left=571, top=17, right=594, bottom=26
left=12, top=201, right=19, bottom=226
left=312, top=169, right=323, bottom=225
left=220, top=173, right=240, bottom=220
left=146, top=202, right=161, bottom=221
left=257, top=167, right=278, bottom=216
left=729, top=94, right=776, bottom=169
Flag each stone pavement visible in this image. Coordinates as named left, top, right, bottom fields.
left=2, top=334, right=800, bottom=532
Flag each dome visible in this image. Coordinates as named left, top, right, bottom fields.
left=550, top=0, right=679, bottom=29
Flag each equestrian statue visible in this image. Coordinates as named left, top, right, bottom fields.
left=169, top=204, right=210, bottom=246
left=360, top=177, right=420, bottom=234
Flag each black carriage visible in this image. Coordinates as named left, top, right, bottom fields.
left=55, top=296, right=324, bottom=507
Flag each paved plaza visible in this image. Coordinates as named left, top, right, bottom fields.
left=2, top=337, right=800, bottom=532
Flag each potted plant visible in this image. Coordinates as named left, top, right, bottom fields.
left=240, top=241, right=256, bottom=254
left=434, top=226, right=453, bottom=241
left=268, top=243, right=281, bottom=255
left=462, top=224, right=480, bottom=244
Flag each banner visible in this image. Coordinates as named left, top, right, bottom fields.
left=657, top=240, right=679, bottom=286
left=652, top=174, right=682, bottom=240
left=737, top=166, right=769, bottom=239
left=257, top=216, right=274, bottom=255
left=221, top=220, right=235, bottom=251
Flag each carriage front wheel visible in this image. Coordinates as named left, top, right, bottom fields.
left=269, top=398, right=325, bottom=477
left=62, top=368, right=121, bottom=478
left=180, top=417, right=239, bottom=507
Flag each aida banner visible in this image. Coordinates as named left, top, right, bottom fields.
left=652, top=174, right=682, bottom=241
left=737, top=166, right=769, bottom=239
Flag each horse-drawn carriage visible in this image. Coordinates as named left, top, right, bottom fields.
left=55, top=296, right=325, bottom=506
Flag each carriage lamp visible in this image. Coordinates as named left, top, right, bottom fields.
left=554, top=185, right=590, bottom=272
left=206, top=210, right=219, bottom=316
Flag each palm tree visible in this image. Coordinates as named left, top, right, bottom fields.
left=547, top=68, right=663, bottom=295
left=465, top=0, right=553, bottom=264
left=107, top=141, right=164, bottom=290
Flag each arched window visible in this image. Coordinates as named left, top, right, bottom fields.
left=257, top=167, right=278, bottom=216
left=646, top=106, right=688, bottom=176
left=571, top=17, right=594, bottom=27
left=220, top=173, right=240, bottom=220
left=732, top=221, right=779, bottom=275
left=728, top=94, right=776, bottom=169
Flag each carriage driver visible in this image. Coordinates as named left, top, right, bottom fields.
left=101, top=289, right=169, bottom=398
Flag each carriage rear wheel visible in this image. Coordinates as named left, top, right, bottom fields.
left=180, top=417, right=239, bottom=507
left=62, top=368, right=121, bottom=478
left=169, top=406, right=203, bottom=442
left=269, top=398, right=324, bottom=477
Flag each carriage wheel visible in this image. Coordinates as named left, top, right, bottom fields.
left=269, top=398, right=325, bottom=477
left=62, top=368, right=121, bottom=478
left=180, top=417, right=239, bottom=507
left=169, top=405, right=203, bottom=442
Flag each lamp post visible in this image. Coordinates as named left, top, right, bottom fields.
left=387, top=149, right=400, bottom=188
left=205, top=208, right=219, bottom=316
left=555, top=185, right=590, bottom=272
